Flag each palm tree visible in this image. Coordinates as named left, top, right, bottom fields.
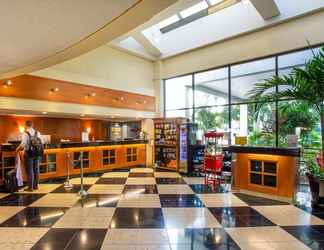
left=248, top=46, right=324, bottom=161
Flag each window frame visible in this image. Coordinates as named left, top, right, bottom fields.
left=163, top=44, right=323, bottom=147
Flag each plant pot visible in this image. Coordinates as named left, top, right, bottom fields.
left=307, top=173, right=324, bottom=206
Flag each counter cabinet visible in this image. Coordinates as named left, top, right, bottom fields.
left=229, top=146, right=300, bottom=200
left=0, top=142, right=147, bottom=182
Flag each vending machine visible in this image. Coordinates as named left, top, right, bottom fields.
left=179, top=124, right=188, bottom=173
left=179, top=123, right=201, bottom=174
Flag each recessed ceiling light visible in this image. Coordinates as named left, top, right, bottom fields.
left=42, top=111, right=48, bottom=114
left=3, top=80, right=12, bottom=88
left=50, top=87, right=59, bottom=93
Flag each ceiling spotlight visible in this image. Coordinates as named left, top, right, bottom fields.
left=50, top=87, right=59, bottom=93
left=42, top=111, right=48, bottom=115
left=85, top=92, right=96, bottom=98
left=3, top=80, right=12, bottom=88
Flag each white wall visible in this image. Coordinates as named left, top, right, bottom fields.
left=31, top=45, right=155, bottom=96
left=161, top=10, right=324, bottom=79
left=0, top=45, right=157, bottom=118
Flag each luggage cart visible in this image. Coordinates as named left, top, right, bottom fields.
left=203, top=131, right=224, bottom=188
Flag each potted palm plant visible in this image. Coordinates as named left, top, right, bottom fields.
left=248, top=45, right=324, bottom=205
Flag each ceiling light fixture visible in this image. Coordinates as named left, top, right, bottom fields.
left=208, top=0, right=241, bottom=14
left=42, top=111, right=48, bottom=115
left=112, top=97, right=125, bottom=102
left=80, top=114, right=85, bottom=117
left=3, top=80, right=12, bottom=88
left=50, top=87, right=59, bottom=93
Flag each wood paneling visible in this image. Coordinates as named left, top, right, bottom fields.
left=0, top=115, right=109, bottom=143
left=233, top=153, right=297, bottom=199
left=0, top=75, right=155, bottom=111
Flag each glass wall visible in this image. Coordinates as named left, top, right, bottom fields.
left=164, top=46, right=321, bottom=148
left=277, top=48, right=322, bottom=150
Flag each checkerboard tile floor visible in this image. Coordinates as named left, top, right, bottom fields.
left=0, top=167, right=322, bottom=249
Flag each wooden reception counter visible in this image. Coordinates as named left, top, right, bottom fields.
left=0, top=140, right=147, bottom=182
left=228, top=146, right=301, bottom=201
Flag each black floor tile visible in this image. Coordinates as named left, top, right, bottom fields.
left=209, top=207, right=275, bottom=227
left=160, top=194, right=204, bottom=207
left=112, top=167, right=130, bottom=172
left=51, top=184, right=91, bottom=193
left=282, top=225, right=324, bottom=249
left=129, top=173, right=154, bottom=177
left=110, top=208, right=165, bottom=228
left=41, top=178, right=66, bottom=184
left=156, top=178, right=186, bottom=184
left=65, top=229, right=107, bottom=250
left=84, top=172, right=103, bottom=177
left=0, top=207, right=67, bottom=227
left=0, top=193, right=45, bottom=206
left=95, top=178, right=127, bottom=184
left=74, top=194, right=121, bottom=207
left=31, top=228, right=78, bottom=250
left=190, top=184, right=229, bottom=194
left=168, top=228, right=240, bottom=250
left=123, top=185, right=158, bottom=194
left=233, top=193, right=289, bottom=206
left=297, top=204, right=324, bottom=220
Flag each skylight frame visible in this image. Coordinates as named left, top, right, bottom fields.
left=179, top=1, right=209, bottom=18
left=157, top=15, right=181, bottom=29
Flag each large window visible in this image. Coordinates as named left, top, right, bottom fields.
left=163, top=46, right=321, bottom=148
left=231, top=58, right=276, bottom=103
left=194, top=67, right=228, bottom=107
left=231, top=103, right=276, bottom=146
left=165, top=75, right=193, bottom=111
left=277, top=48, right=321, bottom=149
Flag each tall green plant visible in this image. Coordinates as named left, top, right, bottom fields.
left=248, top=46, right=324, bottom=161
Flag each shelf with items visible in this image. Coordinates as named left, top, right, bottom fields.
left=153, top=118, right=188, bottom=171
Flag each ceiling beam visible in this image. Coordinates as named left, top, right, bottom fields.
left=132, top=33, right=162, bottom=58
left=249, top=0, right=280, bottom=20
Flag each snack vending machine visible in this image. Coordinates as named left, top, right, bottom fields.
left=179, top=124, right=188, bottom=173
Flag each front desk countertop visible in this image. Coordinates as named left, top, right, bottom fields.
left=0, top=139, right=148, bottom=151
left=227, top=145, right=301, bottom=157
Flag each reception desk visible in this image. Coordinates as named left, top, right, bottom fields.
left=228, top=146, right=301, bottom=201
left=0, top=140, right=147, bottom=182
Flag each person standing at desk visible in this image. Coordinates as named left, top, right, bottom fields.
left=16, top=121, right=44, bottom=191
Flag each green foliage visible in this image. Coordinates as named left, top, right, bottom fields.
left=304, top=150, right=324, bottom=179
left=248, top=45, right=324, bottom=171
left=196, top=109, right=218, bottom=132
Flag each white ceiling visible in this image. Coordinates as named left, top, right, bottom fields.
left=0, top=0, right=140, bottom=75
left=112, top=0, right=324, bottom=60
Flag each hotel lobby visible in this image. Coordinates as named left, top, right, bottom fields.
left=0, top=1, right=324, bottom=249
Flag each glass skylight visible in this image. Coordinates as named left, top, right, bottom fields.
left=180, top=1, right=209, bottom=18
left=157, top=15, right=180, bottom=29
left=208, top=0, right=223, bottom=5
